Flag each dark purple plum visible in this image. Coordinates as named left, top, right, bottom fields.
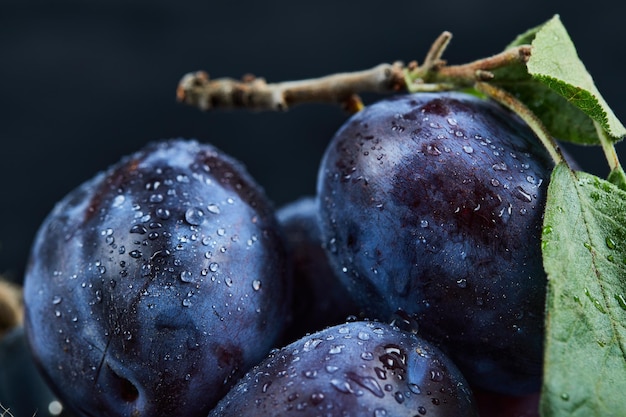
left=23, top=139, right=291, bottom=417
left=209, top=320, right=479, bottom=416
left=276, top=196, right=361, bottom=342
left=316, top=92, right=554, bottom=395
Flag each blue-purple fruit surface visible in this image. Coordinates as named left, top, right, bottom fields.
left=317, top=92, right=554, bottom=395
left=209, top=320, right=479, bottom=416
left=23, top=139, right=291, bottom=417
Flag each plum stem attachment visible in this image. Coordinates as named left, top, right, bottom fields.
left=176, top=31, right=532, bottom=112
left=476, top=81, right=564, bottom=166
left=595, top=121, right=626, bottom=190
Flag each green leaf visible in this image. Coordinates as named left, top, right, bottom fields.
left=541, top=163, right=626, bottom=417
left=493, top=15, right=626, bottom=146
left=528, top=15, right=625, bottom=140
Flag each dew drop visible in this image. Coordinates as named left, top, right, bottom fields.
left=262, top=381, right=272, bottom=393
left=149, top=194, right=164, bottom=203
left=209, top=262, right=219, bottom=272
left=584, top=288, right=606, bottom=314
left=425, top=145, right=441, bottom=156
left=429, top=369, right=444, bottom=382
left=303, top=338, right=323, bottom=351
left=156, top=208, right=170, bottom=220
left=492, top=162, right=508, bottom=171
left=325, top=365, right=339, bottom=373
left=185, top=208, right=204, bottom=226
left=347, top=372, right=384, bottom=398
left=52, top=295, right=63, bottom=305
left=180, top=271, right=193, bottom=283
left=514, top=186, right=533, bottom=202
left=394, top=391, right=405, bottom=404
left=303, top=370, right=318, bottom=379
left=252, top=280, right=261, bottom=291
left=408, top=383, right=422, bottom=394
left=329, top=344, right=345, bottom=354
left=330, top=379, right=353, bottom=394
left=310, top=392, right=324, bottom=405
left=182, top=298, right=192, bottom=307
left=606, top=236, right=617, bottom=250
left=207, top=203, right=221, bottom=214
left=129, top=250, right=142, bottom=259
left=130, top=225, right=147, bottom=234
left=112, top=195, right=125, bottom=207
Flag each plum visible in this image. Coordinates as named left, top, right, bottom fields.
left=276, top=196, right=361, bottom=343
left=316, top=92, right=554, bottom=395
left=23, top=139, right=291, bottom=417
left=209, top=320, right=479, bottom=416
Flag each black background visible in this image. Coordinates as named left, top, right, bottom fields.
left=1, top=0, right=625, bottom=283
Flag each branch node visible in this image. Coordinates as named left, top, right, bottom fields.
left=476, top=70, right=495, bottom=81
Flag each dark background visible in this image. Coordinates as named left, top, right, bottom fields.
left=1, top=0, right=625, bottom=283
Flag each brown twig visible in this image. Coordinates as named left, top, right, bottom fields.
left=177, top=63, right=406, bottom=112
left=176, top=32, right=532, bottom=112
left=427, top=45, right=532, bottom=84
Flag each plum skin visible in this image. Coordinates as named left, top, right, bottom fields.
left=22, top=139, right=291, bottom=417
left=276, top=196, right=361, bottom=343
left=316, top=92, right=554, bottom=395
left=209, top=320, right=479, bottom=417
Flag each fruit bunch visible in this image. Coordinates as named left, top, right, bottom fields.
left=4, top=14, right=626, bottom=417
